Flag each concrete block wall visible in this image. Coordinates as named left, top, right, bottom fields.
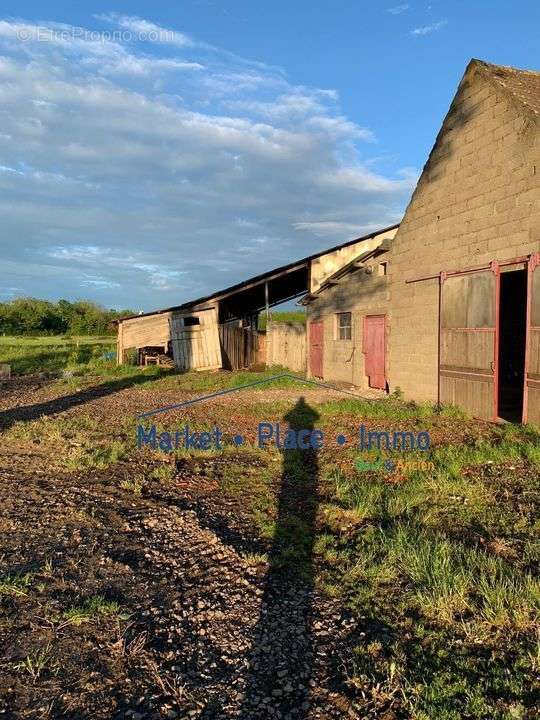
left=388, top=67, right=540, bottom=401
left=308, top=265, right=389, bottom=389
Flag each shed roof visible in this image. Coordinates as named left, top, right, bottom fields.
left=116, top=222, right=399, bottom=322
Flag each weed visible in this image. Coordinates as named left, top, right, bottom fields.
left=120, top=476, right=144, bottom=495
left=14, top=645, right=58, bottom=683
left=150, top=463, right=176, bottom=482
left=61, top=595, right=123, bottom=626
left=242, top=552, right=269, bottom=567
left=65, top=440, right=126, bottom=470
left=0, top=573, right=32, bottom=597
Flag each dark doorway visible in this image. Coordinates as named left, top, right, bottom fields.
left=498, top=269, right=527, bottom=422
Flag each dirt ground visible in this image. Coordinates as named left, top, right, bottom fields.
left=0, top=375, right=372, bottom=720
left=0, top=372, right=538, bottom=720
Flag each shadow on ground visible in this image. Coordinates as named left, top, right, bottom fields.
left=0, top=372, right=166, bottom=431
left=240, top=397, right=320, bottom=717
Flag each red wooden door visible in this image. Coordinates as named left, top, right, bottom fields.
left=524, top=253, right=540, bottom=425
left=439, top=266, right=499, bottom=420
left=309, top=321, right=323, bottom=378
left=363, top=315, right=386, bottom=389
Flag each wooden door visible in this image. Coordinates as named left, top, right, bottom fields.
left=363, top=315, right=386, bottom=389
left=524, top=253, right=540, bottom=425
left=439, top=266, right=498, bottom=420
left=309, top=321, right=323, bottom=378
left=170, top=308, right=221, bottom=371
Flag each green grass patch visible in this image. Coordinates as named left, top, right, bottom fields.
left=0, top=335, right=115, bottom=375
left=258, top=310, right=305, bottom=331
left=61, top=595, right=123, bottom=626
left=0, top=573, right=32, bottom=597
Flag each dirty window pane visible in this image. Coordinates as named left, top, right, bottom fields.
left=441, top=271, right=495, bottom=328
left=337, top=312, right=352, bottom=340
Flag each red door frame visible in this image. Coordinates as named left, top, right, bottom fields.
left=523, top=252, right=540, bottom=424
left=362, top=314, right=387, bottom=390
left=437, top=254, right=540, bottom=423
left=438, top=261, right=500, bottom=421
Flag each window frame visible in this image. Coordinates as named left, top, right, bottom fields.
left=336, top=311, right=352, bottom=341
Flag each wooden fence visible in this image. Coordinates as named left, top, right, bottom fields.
left=266, top=321, right=306, bottom=373
left=219, top=322, right=258, bottom=370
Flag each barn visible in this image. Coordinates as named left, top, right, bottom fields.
left=115, top=225, right=398, bottom=372
left=303, top=59, right=540, bottom=424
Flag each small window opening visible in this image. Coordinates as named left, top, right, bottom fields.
left=183, top=316, right=200, bottom=327
left=378, top=262, right=388, bottom=276
left=337, top=312, right=352, bottom=340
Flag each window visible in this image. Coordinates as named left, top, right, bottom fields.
left=183, top=316, right=200, bottom=327
left=378, top=262, right=388, bottom=277
left=337, top=312, right=352, bottom=340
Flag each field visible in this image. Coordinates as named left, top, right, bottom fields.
left=0, top=363, right=538, bottom=720
left=0, top=336, right=115, bottom=375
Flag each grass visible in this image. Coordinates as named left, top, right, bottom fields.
left=0, top=573, right=32, bottom=597
left=0, top=335, right=115, bottom=374
left=15, top=645, right=58, bottom=683
left=120, top=476, right=144, bottom=495
left=61, top=595, right=123, bottom=626
left=258, top=310, right=305, bottom=331
left=2, top=366, right=538, bottom=718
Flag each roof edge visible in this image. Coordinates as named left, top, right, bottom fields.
left=115, top=222, right=400, bottom=323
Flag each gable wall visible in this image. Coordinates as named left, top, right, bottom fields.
left=310, top=227, right=397, bottom=292
left=388, top=68, right=540, bottom=400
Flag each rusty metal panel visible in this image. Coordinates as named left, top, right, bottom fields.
left=440, top=270, right=497, bottom=420
left=363, top=315, right=386, bottom=389
left=309, top=321, right=323, bottom=378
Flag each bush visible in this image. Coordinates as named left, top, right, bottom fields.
left=0, top=297, right=133, bottom=336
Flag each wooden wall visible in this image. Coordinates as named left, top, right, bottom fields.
left=169, top=308, right=221, bottom=371
left=117, top=312, right=172, bottom=363
left=219, top=322, right=258, bottom=370
left=266, top=321, right=306, bottom=373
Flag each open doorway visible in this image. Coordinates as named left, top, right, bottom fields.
left=498, top=269, right=527, bottom=422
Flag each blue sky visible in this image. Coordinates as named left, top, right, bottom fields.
left=1, top=1, right=538, bottom=311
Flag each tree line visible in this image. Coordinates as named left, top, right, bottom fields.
left=0, top=298, right=133, bottom=336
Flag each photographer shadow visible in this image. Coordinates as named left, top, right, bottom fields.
left=241, top=396, right=320, bottom=718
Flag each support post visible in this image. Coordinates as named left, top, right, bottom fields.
left=117, top=322, right=123, bottom=365
left=265, top=281, right=270, bottom=324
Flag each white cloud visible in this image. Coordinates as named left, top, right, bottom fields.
left=387, top=4, right=410, bottom=14
left=410, top=19, right=447, bottom=36
left=293, top=221, right=365, bottom=237
left=0, top=15, right=416, bottom=310
left=96, top=13, right=193, bottom=47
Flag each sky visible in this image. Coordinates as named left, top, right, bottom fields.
left=0, top=1, right=539, bottom=312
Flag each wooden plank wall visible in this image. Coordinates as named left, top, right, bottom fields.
left=219, top=322, right=258, bottom=370
left=266, top=321, right=306, bottom=373
left=439, top=329, right=495, bottom=419
left=117, top=312, right=173, bottom=363
left=527, top=327, right=540, bottom=425
left=170, top=308, right=221, bottom=371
